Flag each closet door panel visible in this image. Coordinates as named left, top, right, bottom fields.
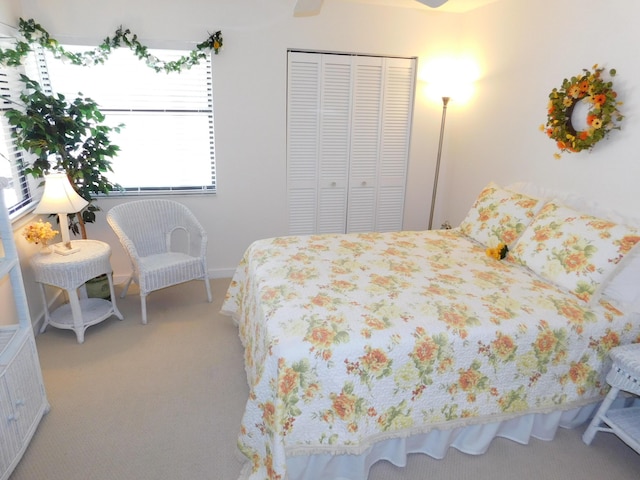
left=317, top=56, right=352, bottom=234
left=287, top=52, right=322, bottom=235
left=347, top=56, right=383, bottom=232
left=377, top=57, right=415, bottom=232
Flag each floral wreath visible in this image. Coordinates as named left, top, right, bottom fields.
left=541, top=65, right=623, bottom=159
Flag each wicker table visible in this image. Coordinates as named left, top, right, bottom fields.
left=31, top=239, right=124, bottom=343
left=582, top=343, right=640, bottom=452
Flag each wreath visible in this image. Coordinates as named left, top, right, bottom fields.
left=542, top=65, right=623, bottom=158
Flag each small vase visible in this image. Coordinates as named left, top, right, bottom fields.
left=40, top=243, right=52, bottom=255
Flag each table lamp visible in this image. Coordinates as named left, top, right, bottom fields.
left=34, top=172, right=88, bottom=255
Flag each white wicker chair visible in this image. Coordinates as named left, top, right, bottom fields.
left=107, top=199, right=212, bottom=324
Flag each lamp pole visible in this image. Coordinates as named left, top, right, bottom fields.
left=428, top=96, right=450, bottom=230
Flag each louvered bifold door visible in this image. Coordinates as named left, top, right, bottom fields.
left=316, top=55, right=352, bottom=234
left=287, top=52, right=352, bottom=235
left=346, top=56, right=383, bottom=232
left=288, top=52, right=415, bottom=235
left=287, top=52, right=322, bottom=235
left=376, top=57, right=415, bottom=232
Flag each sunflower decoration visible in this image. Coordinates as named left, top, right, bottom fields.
left=541, top=65, right=624, bottom=159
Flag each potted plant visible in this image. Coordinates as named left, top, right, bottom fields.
left=6, top=75, right=122, bottom=298
left=5, top=75, right=121, bottom=238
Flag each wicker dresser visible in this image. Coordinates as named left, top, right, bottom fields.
left=0, top=179, right=50, bottom=480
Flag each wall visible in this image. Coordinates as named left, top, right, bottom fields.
left=4, top=0, right=460, bottom=327
left=441, top=0, right=640, bottom=225
left=14, top=0, right=462, bottom=275
left=4, top=0, right=639, bottom=329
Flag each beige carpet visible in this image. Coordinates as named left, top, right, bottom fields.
left=9, top=278, right=640, bottom=480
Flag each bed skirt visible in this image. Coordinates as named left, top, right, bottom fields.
left=282, top=403, right=599, bottom=480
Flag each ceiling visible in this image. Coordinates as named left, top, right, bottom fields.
left=338, top=0, right=502, bottom=13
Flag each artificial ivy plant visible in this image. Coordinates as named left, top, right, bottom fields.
left=0, top=18, right=223, bottom=238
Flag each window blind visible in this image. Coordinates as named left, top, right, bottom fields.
left=45, top=47, right=216, bottom=194
left=0, top=35, right=42, bottom=217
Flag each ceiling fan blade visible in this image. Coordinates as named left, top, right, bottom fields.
left=294, top=0, right=324, bottom=17
left=416, top=0, right=448, bottom=7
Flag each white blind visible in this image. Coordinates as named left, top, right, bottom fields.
left=0, top=35, right=43, bottom=216
left=45, top=47, right=216, bottom=194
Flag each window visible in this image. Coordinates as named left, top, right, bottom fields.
left=44, top=46, right=216, bottom=194
left=0, top=32, right=43, bottom=218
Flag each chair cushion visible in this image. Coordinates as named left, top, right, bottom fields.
left=138, top=252, right=206, bottom=293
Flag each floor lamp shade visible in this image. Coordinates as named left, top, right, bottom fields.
left=34, top=172, right=88, bottom=254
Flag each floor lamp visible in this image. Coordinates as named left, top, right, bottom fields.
left=428, top=96, right=450, bottom=230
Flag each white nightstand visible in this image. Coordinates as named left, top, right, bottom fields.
left=31, top=239, right=124, bottom=343
left=582, top=343, right=640, bottom=452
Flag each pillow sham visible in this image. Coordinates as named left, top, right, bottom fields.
left=510, top=201, right=640, bottom=304
left=459, top=182, right=544, bottom=248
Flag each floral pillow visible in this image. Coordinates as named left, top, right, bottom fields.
left=510, top=201, right=640, bottom=304
left=459, top=182, right=544, bottom=248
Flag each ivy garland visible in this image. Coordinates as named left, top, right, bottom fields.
left=0, top=17, right=223, bottom=73
left=542, top=65, right=623, bottom=159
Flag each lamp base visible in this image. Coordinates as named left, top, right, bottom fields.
left=53, top=242, right=80, bottom=255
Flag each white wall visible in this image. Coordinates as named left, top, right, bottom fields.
left=3, top=0, right=640, bottom=328
left=14, top=0, right=460, bottom=279
left=441, top=0, right=640, bottom=226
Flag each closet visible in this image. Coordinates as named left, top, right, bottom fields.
left=287, top=51, right=416, bottom=235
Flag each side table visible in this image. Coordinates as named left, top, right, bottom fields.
left=582, top=343, right=640, bottom=452
left=31, top=239, right=124, bottom=343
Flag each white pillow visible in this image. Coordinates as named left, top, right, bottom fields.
left=510, top=201, right=640, bottom=304
left=508, top=181, right=640, bottom=310
left=459, top=182, right=544, bottom=248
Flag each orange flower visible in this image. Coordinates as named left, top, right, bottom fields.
left=307, top=326, right=335, bottom=348
left=442, top=310, right=466, bottom=330
left=332, top=392, right=356, bottom=420
left=262, top=402, right=276, bottom=428
left=618, top=235, right=640, bottom=254
left=491, top=334, right=516, bottom=359
left=413, top=336, right=438, bottom=363
left=579, top=80, right=590, bottom=93
left=535, top=330, right=557, bottom=353
left=279, top=368, right=299, bottom=396
left=533, top=226, right=552, bottom=243
left=593, top=94, right=607, bottom=107
left=568, top=362, right=590, bottom=384
left=361, top=348, right=389, bottom=373
left=600, top=331, right=620, bottom=351
left=565, top=252, right=588, bottom=272
left=501, top=230, right=517, bottom=245
left=362, top=315, right=385, bottom=331
left=310, top=294, right=333, bottom=308
left=458, top=368, right=481, bottom=391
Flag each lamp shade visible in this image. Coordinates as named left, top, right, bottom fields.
left=34, top=172, right=88, bottom=214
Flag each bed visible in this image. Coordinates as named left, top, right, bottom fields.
left=221, top=182, right=640, bottom=480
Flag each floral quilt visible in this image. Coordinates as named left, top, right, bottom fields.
left=221, top=229, right=640, bottom=480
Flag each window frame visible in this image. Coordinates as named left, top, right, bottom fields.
left=42, top=44, right=217, bottom=197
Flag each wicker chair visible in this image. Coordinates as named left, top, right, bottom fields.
left=582, top=343, right=640, bottom=453
left=107, top=199, right=212, bottom=324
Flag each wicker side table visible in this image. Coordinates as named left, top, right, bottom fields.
left=31, top=239, right=124, bottom=343
left=582, top=343, right=640, bottom=453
